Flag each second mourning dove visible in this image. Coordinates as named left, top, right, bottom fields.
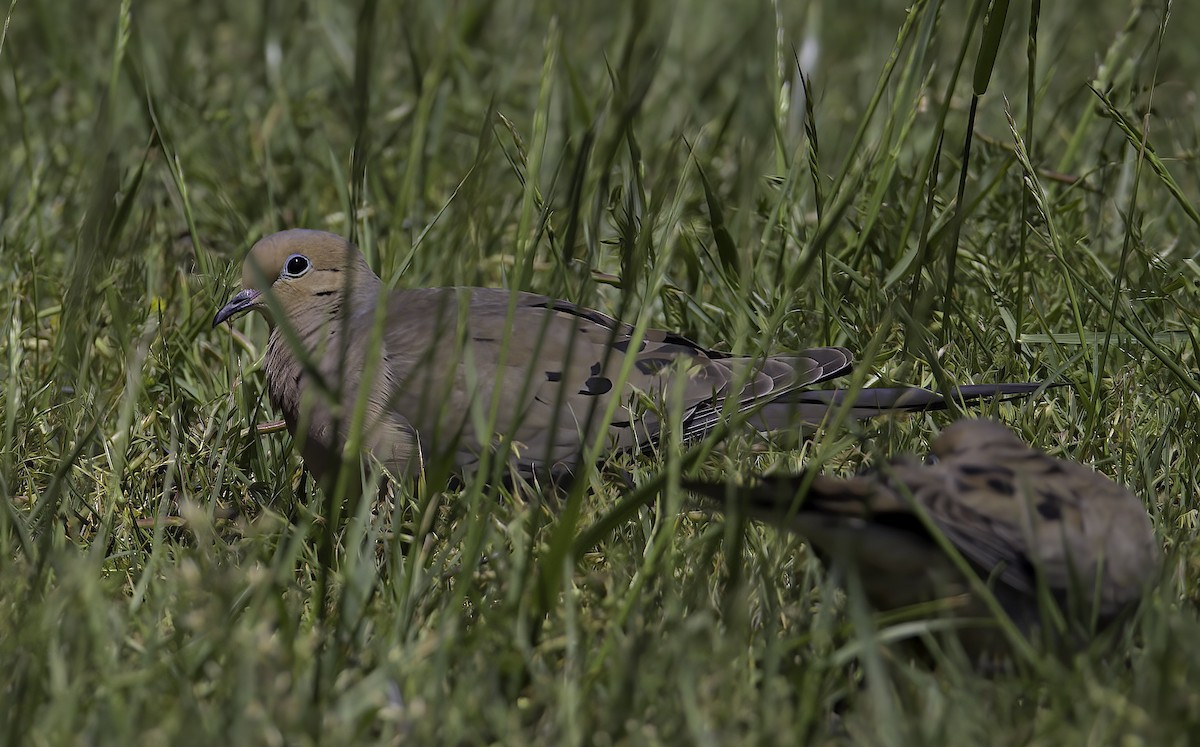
left=685, top=419, right=1160, bottom=662
left=214, top=230, right=1042, bottom=487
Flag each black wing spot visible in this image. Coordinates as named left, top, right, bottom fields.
left=1036, top=499, right=1062, bottom=520
left=1036, top=490, right=1063, bottom=520
left=545, top=371, right=562, bottom=382
left=314, top=290, right=336, bottom=297
left=986, top=477, right=1015, bottom=496
left=590, top=362, right=602, bottom=376
left=959, top=463, right=1009, bottom=478
left=613, top=338, right=647, bottom=354
left=579, top=376, right=613, bottom=396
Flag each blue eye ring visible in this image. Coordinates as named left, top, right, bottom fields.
left=282, top=253, right=311, bottom=278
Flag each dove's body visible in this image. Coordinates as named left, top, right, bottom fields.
left=215, top=230, right=1043, bottom=485
left=217, top=230, right=853, bottom=482
left=260, top=281, right=849, bottom=480
left=687, top=420, right=1159, bottom=658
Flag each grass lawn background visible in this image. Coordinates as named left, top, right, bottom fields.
left=3, top=0, right=1200, bottom=743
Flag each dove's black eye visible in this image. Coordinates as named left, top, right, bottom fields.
left=283, top=254, right=311, bottom=278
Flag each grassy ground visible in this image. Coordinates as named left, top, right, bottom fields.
left=3, top=0, right=1200, bottom=743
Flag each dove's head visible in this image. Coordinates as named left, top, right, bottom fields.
left=213, top=229, right=380, bottom=328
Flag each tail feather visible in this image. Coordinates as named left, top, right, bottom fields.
left=796, top=383, right=1045, bottom=408
left=682, top=475, right=979, bottom=617
left=681, top=474, right=822, bottom=533
left=751, top=382, right=1048, bottom=432
left=683, top=473, right=885, bottom=522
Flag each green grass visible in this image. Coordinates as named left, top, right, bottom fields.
left=3, top=0, right=1200, bottom=743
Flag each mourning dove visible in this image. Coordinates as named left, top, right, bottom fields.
left=213, top=229, right=1042, bottom=486
left=685, top=419, right=1160, bottom=661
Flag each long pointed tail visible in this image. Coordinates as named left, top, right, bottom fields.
left=752, top=382, right=1048, bottom=431
left=683, top=473, right=817, bottom=519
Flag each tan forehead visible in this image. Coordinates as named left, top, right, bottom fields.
left=240, top=229, right=352, bottom=288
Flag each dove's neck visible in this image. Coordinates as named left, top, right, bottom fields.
left=266, top=265, right=384, bottom=376
left=297, top=266, right=383, bottom=334
left=263, top=269, right=382, bottom=443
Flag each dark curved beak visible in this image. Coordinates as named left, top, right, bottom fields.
left=213, top=288, right=263, bottom=328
